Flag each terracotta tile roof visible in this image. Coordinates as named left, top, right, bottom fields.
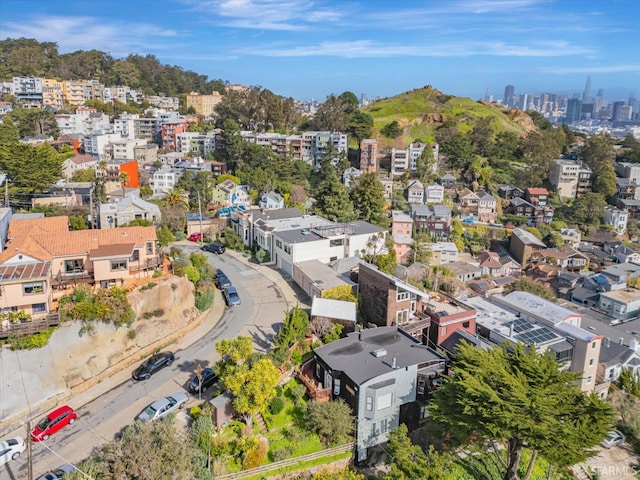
left=68, top=154, right=96, bottom=165
left=0, top=216, right=156, bottom=264
left=526, top=187, right=549, bottom=195
left=0, top=261, right=51, bottom=282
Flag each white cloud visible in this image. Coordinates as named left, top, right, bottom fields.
left=240, top=39, right=594, bottom=58
left=179, top=0, right=349, bottom=30
left=0, top=16, right=186, bottom=57
left=541, top=65, right=640, bottom=74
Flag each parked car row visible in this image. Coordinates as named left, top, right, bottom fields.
left=215, top=268, right=241, bottom=307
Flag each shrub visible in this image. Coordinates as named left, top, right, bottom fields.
left=171, top=283, right=178, bottom=291
left=289, top=383, right=307, bottom=404
left=152, top=269, right=162, bottom=278
left=183, top=265, right=201, bottom=284
left=152, top=309, right=165, bottom=317
left=243, top=437, right=269, bottom=469
left=255, top=248, right=270, bottom=264
left=269, top=396, right=285, bottom=415
left=189, top=405, right=202, bottom=419
left=127, top=329, right=136, bottom=340
left=139, top=282, right=157, bottom=291
left=195, top=286, right=215, bottom=311
left=270, top=445, right=294, bottom=462
left=143, top=312, right=154, bottom=319
left=291, top=349, right=303, bottom=366
left=8, top=327, right=55, bottom=350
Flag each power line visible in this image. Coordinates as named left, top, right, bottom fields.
left=37, top=439, right=93, bottom=479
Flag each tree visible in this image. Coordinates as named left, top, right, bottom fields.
left=572, top=192, right=607, bottom=225
left=157, top=224, right=176, bottom=247
left=546, top=231, right=565, bottom=248
left=410, top=231, right=432, bottom=265
left=361, top=233, right=397, bottom=275
left=416, top=145, right=436, bottom=181
left=222, top=357, right=280, bottom=424
left=163, top=187, right=190, bottom=210
left=347, top=111, right=373, bottom=147
left=119, top=171, right=130, bottom=197
left=275, top=305, right=310, bottom=349
left=384, top=424, right=456, bottom=480
left=305, top=399, right=355, bottom=446
left=580, top=134, right=614, bottom=177
left=71, top=168, right=96, bottom=183
left=430, top=342, right=614, bottom=480
left=591, top=162, right=617, bottom=197
left=504, top=279, right=556, bottom=301
left=0, top=143, right=66, bottom=195
left=64, top=417, right=207, bottom=480
left=314, top=168, right=356, bottom=223
left=0, top=116, right=20, bottom=144
left=139, top=185, right=153, bottom=198
left=311, top=94, right=351, bottom=132
left=381, top=121, right=403, bottom=139
left=440, top=132, right=475, bottom=170
left=470, top=117, right=494, bottom=157
left=350, top=172, right=389, bottom=228
left=10, top=108, right=59, bottom=138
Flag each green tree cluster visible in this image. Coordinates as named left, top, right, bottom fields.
left=275, top=306, right=310, bottom=349
left=430, top=342, right=614, bottom=480
left=304, top=399, right=355, bottom=446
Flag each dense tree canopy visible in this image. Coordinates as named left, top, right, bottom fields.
left=350, top=172, right=389, bottom=228
left=0, top=143, right=68, bottom=196
left=430, top=342, right=613, bottom=480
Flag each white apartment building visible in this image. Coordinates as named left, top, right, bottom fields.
left=56, top=111, right=111, bottom=136
left=271, top=222, right=385, bottom=276
left=425, top=183, right=445, bottom=204
left=144, top=96, right=180, bottom=110
left=603, top=206, right=629, bottom=235
left=84, top=132, right=125, bottom=161
left=108, top=138, right=147, bottom=161
left=391, top=143, right=438, bottom=176
left=175, top=131, right=217, bottom=156
left=12, top=76, right=43, bottom=103
left=114, top=113, right=139, bottom=139
left=151, top=168, right=183, bottom=195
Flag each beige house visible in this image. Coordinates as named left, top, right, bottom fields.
left=0, top=216, right=160, bottom=290
left=0, top=262, right=53, bottom=317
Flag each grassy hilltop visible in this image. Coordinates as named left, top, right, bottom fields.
left=363, top=85, right=535, bottom=148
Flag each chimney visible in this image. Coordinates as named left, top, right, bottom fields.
left=619, top=337, right=625, bottom=345
left=630, top=337, right=639, bottom=352
left=604, top=338, right=610, bottom=348
left=392, top=357, right=397, bottom=369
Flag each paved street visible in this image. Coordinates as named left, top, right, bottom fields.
left=2, top=245, right=306, bottom=480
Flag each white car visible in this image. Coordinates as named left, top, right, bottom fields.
left=36, top=464, right=75, bottom=480
left=0, top=435, right=26, bottom=466
left=136, top=392, right=188, bottom=423
left=601, top=430, right=625, bottom=449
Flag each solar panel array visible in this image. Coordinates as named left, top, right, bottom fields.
left=510, top=318, right=533, bottom=333
left=517, top=326, right=558, bottom=345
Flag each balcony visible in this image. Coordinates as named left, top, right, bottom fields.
left=53, top=270, right=94, bottom=288
left=129, top=255, right=162, bottom=273
left=297, top=362, right=331, bottom=403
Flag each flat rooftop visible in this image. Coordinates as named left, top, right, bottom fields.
left=600, top=288, right=640, bottom=303
left=424, top=294, right=471, bottom=318
left=296, top=260, right=350, bottom=290
left=493, top=291, right=582, bottom=325
left=314, top=326, right=446, bottom=385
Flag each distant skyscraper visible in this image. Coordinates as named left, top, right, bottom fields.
left=484, top=87, right=492, bottom=102
left=612, top=101, right=625, bottom=122
left=503, top=85, right=515, bottom=107
left=566, top=99, right=582, bottom=123
left=583, top=76, right=592, bottom=101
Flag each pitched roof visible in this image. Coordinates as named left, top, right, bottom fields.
left=0, top=261, right=51, bottom=282
left=526, top=187, right=549, bottom=195
left=0, top=216, right=156, bottom=264
left=89, top=243, right=136, bottom=260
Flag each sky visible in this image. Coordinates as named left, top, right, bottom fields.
left=0, top=0, right=639, bottom=102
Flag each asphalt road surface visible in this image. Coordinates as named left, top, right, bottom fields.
left=3, top=249, right=289, bottom=480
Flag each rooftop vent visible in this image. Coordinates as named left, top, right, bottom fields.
left=371, top=348, right=387, bottom=358
left=301, top=229, right=311, bottom=235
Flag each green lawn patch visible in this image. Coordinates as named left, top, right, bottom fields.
left=241, top=451, right=353, bottom=480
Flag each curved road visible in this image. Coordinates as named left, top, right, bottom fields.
left=4, top=249, right=290, bottom=480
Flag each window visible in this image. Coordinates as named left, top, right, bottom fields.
left=23, top=282, right=44, bottom=295
left=64, top=259, right=84, bottom=274
left=111, top=260, right=127, bottom=271
left=32, top=303, right=46, bottom=313
left=377, top=392, right=392, bottom=410
left=330, top=239, right=344, bottom=247
left=396, top=290, right=410, bottom=302
left=589, top=358, right=594, bottom=366
left=130, top=249, right=140, bottom=262
left=462, top=321, right=470, bottom=329
left=586, top=376, right=592, bottom=384
left=275, top=240, right=282, bottom=249
left=592, top=342, right=597, bottom=349
left=146, top=242, right=153, bottom=255
left=366, top=396, right=373, bottom=411
left=396, top=309, right=409, bottom=325
left=380, top=418, right=388, bottom=434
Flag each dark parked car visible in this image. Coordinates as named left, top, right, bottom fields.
left=132, top=351, right=175, bottom=381
left=186, top=367, right=219, bottom=394
left=202, top=242, right=226, bottom=254
left=31, top=406, right=77, bottom=442
left=216, top=274, right=232, bottom=290
left=223, top=286, right=241, bottom=306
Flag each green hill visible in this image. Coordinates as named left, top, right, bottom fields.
left=363, top=85, right=535, bottom=148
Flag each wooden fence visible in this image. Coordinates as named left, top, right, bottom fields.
left=0, top=313, right=60, bottom=339
left=215, top=442, right=355, bottom=480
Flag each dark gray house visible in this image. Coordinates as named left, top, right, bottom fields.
left=309, top=326, right=446, bottom=463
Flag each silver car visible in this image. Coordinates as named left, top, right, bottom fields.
left=601, top=430, right=625, bottom=449
left=136, top=392, right=188, bottom=423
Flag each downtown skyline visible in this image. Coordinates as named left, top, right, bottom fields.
left=0, top=0, right=638, bottom=102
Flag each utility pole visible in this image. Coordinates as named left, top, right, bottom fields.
left=26, top=419, right=33, bottom=480
left=197, top=192, right=204, bottom=245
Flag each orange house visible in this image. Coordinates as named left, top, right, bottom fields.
left=119, top=160, right=140, bottom=188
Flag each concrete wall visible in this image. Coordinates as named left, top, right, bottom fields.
left=0, top=276, right=197, bottom=427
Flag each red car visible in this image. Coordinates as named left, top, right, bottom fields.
left=188, top=232, right=208, bottom=242
left=31, top=405, right=77, bottom=442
